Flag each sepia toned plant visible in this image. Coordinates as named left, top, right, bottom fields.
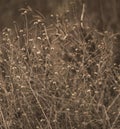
left=0, top=1, right=120, bottom=129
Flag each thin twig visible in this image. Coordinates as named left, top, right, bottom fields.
left=80, top=2, right=86, bottom=29
left=0, top=106, right=8, bottom=129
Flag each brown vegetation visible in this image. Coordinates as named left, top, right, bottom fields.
left=0, top=1, right=120, bottom=129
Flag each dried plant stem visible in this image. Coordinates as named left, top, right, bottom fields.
left=27, top=80, right=52, bottom=129
left=80, top=2, right=86, bottom=29
left=0, top=106, right=8, bottom=129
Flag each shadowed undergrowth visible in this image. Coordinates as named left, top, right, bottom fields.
left=0, top=6, right=120, bottom=129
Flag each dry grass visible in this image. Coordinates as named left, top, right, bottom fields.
left=0, top=6, right=120, bottom=129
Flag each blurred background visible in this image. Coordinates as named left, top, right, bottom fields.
left=0, top=0, right=120, bottom=31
